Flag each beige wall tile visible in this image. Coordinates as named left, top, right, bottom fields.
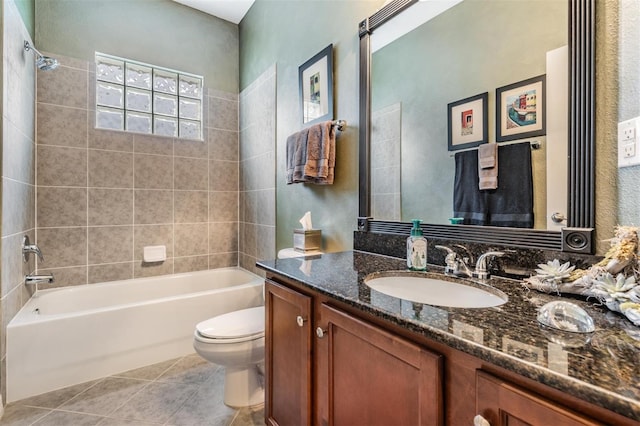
left=2, top=179, right=35, bottom=236
left=134, top=134, right=173, bottom=156
left=36, top=227, right=87, bottom=269
left=89, top=188, right=133, bottom=226
left=175, top=157, right=208, bottom=190
left=209, top=160, right=238, bottom=191
left=174, top=191, right=208, bottom=223
left=208, top=129, right=238, bottom=161
left=134, top=259, right=174, bottom=278
left=209, top=222, right=238, bottom=253
left=88, top=226, right=134, bottom=264
left=37, top=187, right=87, bottom=227
left=134, top=224, right=174, bottom=260
left=89, top=150, right=134, bottom=188
left=210, top=191, right=238, bottom=222
left=175, top=223, right=208, bottom=257
left=134, top=154, right=173, bottom=189
left=174, top=139, right=207, bottom=159
left=88, top=262, right=134, bottom=284
left=174, top=256, right=209, bottom=274
left=37, top=65, right=88, bottom=109
left=208, top=97, right=238, bottom=131
left=4, top=122, right=35, bottom=184
left=209, top=252, right=237, bottom=269
left=88, top=126, right=133, bottom=152
left=134, top=190, right=173, bottom=224
left=36, top=266, right=88, bottom=289
left=37, top=145, right=87, bottom=187
left=241, top=222, right=256, bottom=258
left=37, top=103, right=87, bottom=148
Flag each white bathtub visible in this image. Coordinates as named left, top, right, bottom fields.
left=6, top=267, right=264, bottom=402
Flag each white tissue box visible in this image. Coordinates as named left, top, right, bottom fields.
left=293, top=229, right=321, bottom=252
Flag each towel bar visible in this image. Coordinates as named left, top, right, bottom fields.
left=449, top=140, right=540, bottom=157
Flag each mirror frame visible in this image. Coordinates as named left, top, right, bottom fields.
left=358, top=0, right=595, bottom=252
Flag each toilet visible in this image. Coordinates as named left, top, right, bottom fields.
left=193, top=306, right=265, bottom=407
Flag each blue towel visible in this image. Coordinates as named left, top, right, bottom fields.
left=453, top=142, right=533, bottom=228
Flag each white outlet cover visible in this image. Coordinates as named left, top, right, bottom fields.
left=618, top=117, right=640, bottom=168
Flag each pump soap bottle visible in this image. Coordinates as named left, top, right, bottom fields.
left=407, top=219, right=427, bottom=271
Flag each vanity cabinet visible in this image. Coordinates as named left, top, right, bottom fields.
left=475, top=371, right=601, bottom=426
left=264, top=274, right=636, bottom=426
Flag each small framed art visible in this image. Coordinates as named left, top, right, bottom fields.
left=447, top=92, right=488, bottom=151
left=299, top=44, right=334, bottom=126
left=496, top=75, right=546, bottom=142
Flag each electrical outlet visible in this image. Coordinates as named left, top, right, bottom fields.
left=618, top=118, right=640, bottom=167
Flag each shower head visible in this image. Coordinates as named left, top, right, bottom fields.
left=24, top=41, right=59, bottom=71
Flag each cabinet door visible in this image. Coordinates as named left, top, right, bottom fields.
left=265, top=280, right=313, bottom=426
left=475, top=371, right=602, bottom=426
left=318, top=303, right=443, bottom=426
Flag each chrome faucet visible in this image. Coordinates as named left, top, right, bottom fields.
left=435, top=245, right=473, bottom=278
left=22, top=235, right=44, bottom=262
left=25, top=273, right=55, bottom=286
left=474, top=251, right=505, bottom=279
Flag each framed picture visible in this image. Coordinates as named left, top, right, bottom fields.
left=496, top=75, right=546, bottom=142
left=299, top=44, right=334, bottom=126
left=447, top=92, right=488, bottom=151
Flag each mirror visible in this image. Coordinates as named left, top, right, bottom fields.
left=358, top=0, right=595, bottom=251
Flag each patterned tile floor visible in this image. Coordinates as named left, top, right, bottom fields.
left=0, top=354, right=264, bottom=426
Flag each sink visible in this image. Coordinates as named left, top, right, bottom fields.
left=364, top=272, right=508, bottom=308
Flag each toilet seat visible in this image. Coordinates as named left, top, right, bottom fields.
left=195, top=306, right=264, bottom=343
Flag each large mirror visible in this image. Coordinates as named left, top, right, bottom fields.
left=358, top=0, right=595, bottom=251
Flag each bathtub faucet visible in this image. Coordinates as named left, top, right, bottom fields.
left=25, top=273, right=55, bottom=286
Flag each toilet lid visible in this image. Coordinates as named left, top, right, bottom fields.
left=196, top=306, right=264, bottom=339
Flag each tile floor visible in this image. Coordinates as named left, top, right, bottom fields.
left=0, top=354, right=264, bottom=426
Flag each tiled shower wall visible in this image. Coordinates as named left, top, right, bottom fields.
left=1, top=0, right=37, bottom=401
left=239, top=65, right=276, bottom=274
left=35, top=54, right=241, bottom=286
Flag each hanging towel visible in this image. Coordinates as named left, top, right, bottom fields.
left=311, top=121, right=336, bottom=185
left=286, top=128, right=310, bottom=184
left=487, top=142, right=534, bottom=228
left=478, top=143, right=498, bottom=190
left=286, top=121, right=336, bottom=185
left=453, top=149, right=488, bottom=225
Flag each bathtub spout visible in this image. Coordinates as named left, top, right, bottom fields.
left=25, top=273, right=55, bottom=286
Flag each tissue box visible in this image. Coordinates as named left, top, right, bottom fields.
left=293, top=229, right=321, bottom=252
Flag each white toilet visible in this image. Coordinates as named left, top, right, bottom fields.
left=193, top=305, right=265, bottom=407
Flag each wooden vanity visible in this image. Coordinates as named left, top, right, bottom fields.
left=258, top=251, right=640, bottom=426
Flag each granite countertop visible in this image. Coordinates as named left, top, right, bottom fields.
left=257, top=250, right=640, bottom=422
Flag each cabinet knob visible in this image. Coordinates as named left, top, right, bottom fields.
left=316, top=327, right=327, bottom=338
left=296, top=316, right=306, bottom=327
left=473, top=415, right=491, bottom=426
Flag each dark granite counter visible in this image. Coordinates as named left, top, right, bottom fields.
left=257, top=250, right=640, bottom=422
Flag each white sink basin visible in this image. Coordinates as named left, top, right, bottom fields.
left=364, top=273, right=507, bottom=308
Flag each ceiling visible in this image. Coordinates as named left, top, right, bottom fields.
left=172, top=0, right=255, bottom=24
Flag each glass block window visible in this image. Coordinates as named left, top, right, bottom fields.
left=95, top=53, right=203, bottom=140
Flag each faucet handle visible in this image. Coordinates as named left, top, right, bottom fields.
left=474, top=251, right=505, bottom=279
left=22, top=235, right=44, bottom=262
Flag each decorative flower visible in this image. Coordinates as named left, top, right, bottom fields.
left=620, top=302, right=640, bottom=326
left=534, top=259, right=575, bottom=283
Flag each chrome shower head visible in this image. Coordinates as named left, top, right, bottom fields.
left=24, top=41, right=59, bottom=71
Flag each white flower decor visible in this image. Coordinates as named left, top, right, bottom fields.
left=523, top=226, right=640, bottom=327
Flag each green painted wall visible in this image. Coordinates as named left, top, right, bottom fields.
left=15, top=0, right=34, bottom=39
left=239, top=0, right=383, bottom=253
left=35, top=0, right=238, bottom=92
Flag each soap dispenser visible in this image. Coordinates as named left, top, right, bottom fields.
left=407, top=219, right=427, bottom=271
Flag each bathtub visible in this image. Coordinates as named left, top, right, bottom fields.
left=6, top=267, right=264, bottom=402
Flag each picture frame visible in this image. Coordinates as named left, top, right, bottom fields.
left=447, top=92, right=488, bottom=151
left=299, top=44, right=334, bottom=126
left=496, top=75, right=546, bottom=142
